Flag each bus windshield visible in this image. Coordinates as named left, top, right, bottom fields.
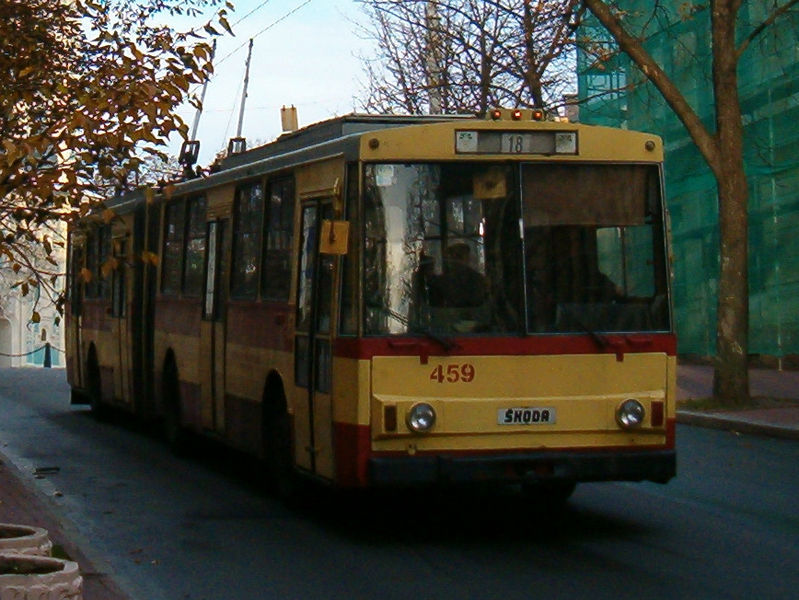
left=362, top=162, right=670, bottom=336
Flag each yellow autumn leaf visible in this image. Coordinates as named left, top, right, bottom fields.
left=219, top=16, right=233, bottom=35
left=141, top=251, right=159, bottom=266
left=100, top=257, right=118, bottom=278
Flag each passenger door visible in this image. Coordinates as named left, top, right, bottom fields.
left=110, top=232, right=133, bottom=407
left=200, top=218, right=230, bottom=434
left=294, top=200, right=335, bottom=477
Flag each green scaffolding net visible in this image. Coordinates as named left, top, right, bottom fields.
left=577, top=2, right=799, bottom=359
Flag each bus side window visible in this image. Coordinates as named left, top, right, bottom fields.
left=85, top=224, right=110, bottom=299
left=111, top=236, right=127, bottom=317
left=161, top=199, right=185, bottom=296
left=231, top=182, right=264, bottom=299
left=262, top=177, right=295, bottom=300
left=183, top=196, right=207, bottom=297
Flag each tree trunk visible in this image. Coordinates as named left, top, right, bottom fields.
left=710, top=0, right=750, bottom=405
left=522, top=1, right=544, bottom=107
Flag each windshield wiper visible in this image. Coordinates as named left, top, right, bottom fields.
left=369, top=301, right=457, bottom=351
left=565, top=309, right=628, bottom=360
left=414, top=328, right=457, bottom=351
left=566, top=308, right=611, bottom=349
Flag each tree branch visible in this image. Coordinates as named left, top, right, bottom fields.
left=736, top=0, right=799, bottom=60
left=581, top=0, right=721, bottom=171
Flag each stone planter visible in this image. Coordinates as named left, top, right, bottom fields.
left=0, top=523, right=53, bottom=556
left=0, top=554, right=82, bottom=599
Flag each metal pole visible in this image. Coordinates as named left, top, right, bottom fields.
left=236, top=39, right=254, bottom=138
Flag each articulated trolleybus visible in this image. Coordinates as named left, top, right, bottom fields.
left=66, top=109, right=676, bottom=500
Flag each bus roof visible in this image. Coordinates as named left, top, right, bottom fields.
left=100, top=113, right=469, bottom=213
left=219, top=113, right=469, bottom=171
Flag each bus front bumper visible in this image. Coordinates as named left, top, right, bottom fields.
left=369, top=449, right=676, bottom=486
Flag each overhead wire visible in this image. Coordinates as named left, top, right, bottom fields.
left=230, top=0, right=274, bottom=28
left=214, top=0, right=315, bottom=69
left=186, top=0, right=316, bottom=154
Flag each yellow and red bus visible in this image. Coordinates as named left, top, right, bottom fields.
left=65, top=110, right=676, bottom=500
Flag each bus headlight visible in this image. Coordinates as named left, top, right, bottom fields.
left=616, top=399, right=645, bottom=429
left=406, top=403, right=436, bottom=433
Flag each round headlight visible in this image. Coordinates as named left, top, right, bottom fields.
left=616, top=399, right=645, bottom=429
left=406, top=403, right=436, bottom=433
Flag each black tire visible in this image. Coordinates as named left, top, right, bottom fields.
left=263, top=407, right=297, bottom=500
left=86, top=349, right=106, bottom=419
left=521, top=481, right=577, bottom=507
left=162, top=357, right=189, bottom=455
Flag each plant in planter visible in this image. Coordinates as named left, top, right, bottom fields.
left=0, top=554, right=82, bottom=599
left=0, top=523, right=53, bottom=556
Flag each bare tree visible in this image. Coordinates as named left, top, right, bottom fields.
left=356, top=0, right=580, bottom=114
left=580, top=0, right=799, bottom=406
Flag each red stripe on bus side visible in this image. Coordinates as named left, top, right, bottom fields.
left=152, top=298, right=293, bottom=351
left=333, top=334, right=677, bottom=360
left=226, top=301, right=293, bottom=352
left=154, top=297, right=202, bottom=336
left=80, top=300, right=113, bottom=332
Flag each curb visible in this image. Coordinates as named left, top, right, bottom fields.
left=0, top=449, right=133, bottom=600
left=677, top=411, right=799, bottom=441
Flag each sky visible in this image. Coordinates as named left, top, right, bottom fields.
left=170, top=0, right=373, bottom=166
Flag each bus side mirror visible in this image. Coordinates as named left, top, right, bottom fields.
left=320, top=220, right=350, bottom=255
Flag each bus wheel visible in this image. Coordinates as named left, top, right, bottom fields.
left=86, top=348, right=105, bottom=419
left=162, top=357, right=189, bottom=455
left=521, top=481, right=577, bottom=507
left=263, top=406, right=296, bottom=499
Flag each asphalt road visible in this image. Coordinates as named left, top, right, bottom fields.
left=1, top=367, right=798, bottom=600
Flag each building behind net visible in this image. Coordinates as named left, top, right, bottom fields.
left=577, top=2, right=799, bottom=362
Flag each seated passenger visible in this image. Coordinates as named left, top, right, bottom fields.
left=427, top=243, right=487, bottom=308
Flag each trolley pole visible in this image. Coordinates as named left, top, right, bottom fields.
left=236, top=39, right=254, bottom=138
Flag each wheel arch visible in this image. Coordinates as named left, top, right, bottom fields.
left=261, top=369, right=288, bottom=418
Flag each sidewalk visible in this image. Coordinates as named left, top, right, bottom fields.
left=677, top=364, right=799, bottom=441
left=0, top=451, right=131, bottom=600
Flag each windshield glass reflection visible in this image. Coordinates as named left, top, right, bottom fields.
left=362, top=162, right=670, bottom=336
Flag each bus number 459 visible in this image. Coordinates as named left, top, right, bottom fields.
left=430, top=364, right=475, bottom=383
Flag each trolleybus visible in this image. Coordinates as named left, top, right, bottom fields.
left=65, top=109, right=676, bottom=500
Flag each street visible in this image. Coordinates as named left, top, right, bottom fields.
left=1, top=367, right=798, bottom=600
